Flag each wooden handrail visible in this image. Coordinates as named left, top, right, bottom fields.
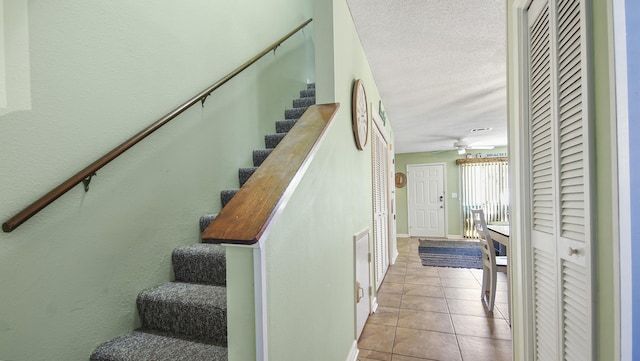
left=201, top=103, right=340, bottom=245
left=2, top=19, right=313, bottom=233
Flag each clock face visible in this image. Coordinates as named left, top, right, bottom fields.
left=352, top=79, right=368, bottom=150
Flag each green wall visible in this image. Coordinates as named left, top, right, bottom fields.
left=257, top=0, right=393, bottom=359
left=0, top=1, right=313, bottom=360
left=395, top=147, right=507, bottom=237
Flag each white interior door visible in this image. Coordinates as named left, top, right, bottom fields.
left=354, top=229, right=370, bottom=339
left=372, top=123, right=389, bottom=289
left=407, top=164, right=445, bottom=238
left=524, top=0, right=594, bottom=359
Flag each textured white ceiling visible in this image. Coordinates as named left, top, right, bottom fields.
left=346, top=0, right=507, bottom=154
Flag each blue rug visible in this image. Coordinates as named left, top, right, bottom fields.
left=418, top=239, right=482, bottom=269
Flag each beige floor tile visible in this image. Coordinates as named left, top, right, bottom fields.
left=368, top=306, right=400, bottom=326
left=403, top=284, right=445, bottom=298
left=439, top=277, right=481, bottom=289
left=446, top=298, right=501, bottom=319
left=457, top=335, right=513, bottom=361
left=495, top=290, right=509, bottom=304
left=377, top=292, right=402, bottom=308
left=438, top=268, right=477, bottom=279
left=406, top=262, right=426, bottom=270
left=384, top=274, right=406, bottom=284
left=450, top=314, right=512, bottom=340
left=359, top=238, right=513, bottom=361
left=358, top=323, right=396, bottom=353
left=397, top=309, right=454, bottom=333
left=400, top=295, right=449, bottom=313
left=443, top=287, right=481, bottom=301
left=403, top=275, right=442, bottom=286
left=494, top=303, right=510, bottom=322
left=496, top=280, right=509, bottom=291
left=405, top=267, right=440, bottom=277
left=392, top=355, right=438, bottom=361
left=388, top=265, right=408, bottom=275
left=358, top=349, right=392, bottom=361
left=379, top=282, right=404, bottom=295
left=393, top=261, right=409, bottom=269
left=393, top=327, right=461, bottom=361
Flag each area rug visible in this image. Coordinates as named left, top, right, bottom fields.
left=418, top=239, right=482, bottom=269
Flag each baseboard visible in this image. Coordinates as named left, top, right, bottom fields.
left=345, top=340, right=359, bottom=361
left=397, top=233, right=410, bottom=238
left=447, top=234, right=463, bottom=239
left=371, top=297, right=379, bottom=313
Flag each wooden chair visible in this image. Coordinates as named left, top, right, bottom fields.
left=471, top=209, right=507, bottom=312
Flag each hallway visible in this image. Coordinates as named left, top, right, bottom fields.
left=357, top=238, right=512, bottom=361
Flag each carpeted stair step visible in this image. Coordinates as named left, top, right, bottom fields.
left=220, top=189, right=238, bottom=208
left=276, top=119, right=297, bottom=133
left=199, top=214, right=217, bottom=234
left=172, top=244, right=226, bottom=286
left=238, top=167, right=257, bottom=187
left=300, top=88, right=315, bottom=98
left=137, top=282, right=227, bottom=345
left=90, top=330, right=227, bottom=361
left=265, top=133, right=287, bottom=149
left=253, top=149, right=273, bottom=167
left=285, top=106, right=308, bottom=120
left=293, top=96, right=316, bottom=108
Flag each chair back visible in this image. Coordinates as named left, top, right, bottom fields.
left=471, top=209, right=497, bottom=269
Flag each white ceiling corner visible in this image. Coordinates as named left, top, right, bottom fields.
left=346, top=0, right=508, bottom=154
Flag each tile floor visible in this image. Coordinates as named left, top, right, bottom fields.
left=357, top=238, right=512, bottom=361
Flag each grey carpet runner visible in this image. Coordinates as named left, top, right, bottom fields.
left=220, top=83, right=315, bottom=208
left=90, top=84, right=315, bottom=361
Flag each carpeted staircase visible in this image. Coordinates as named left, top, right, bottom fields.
left=90, top=84, right=315, bottom=361
left=220, top=84, right=316, bottom=208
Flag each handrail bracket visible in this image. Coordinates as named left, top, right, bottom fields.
left=201, top=92, right=212, bottom=107
left=83, top=172, right=97, bottom=192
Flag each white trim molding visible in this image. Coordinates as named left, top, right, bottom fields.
left=510, top=1, right=536, bottom=360
left=611, top=0, right=632, bottom=359
left=345, top=341, right=359, bottom=361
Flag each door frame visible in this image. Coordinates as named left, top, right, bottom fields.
left=510, top=1, right=543, bottom=359
left=372, top=110, right=397, bottom=266
left=406, top=163, right=447, bottom=238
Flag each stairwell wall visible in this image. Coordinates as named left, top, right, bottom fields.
left=0, top=1, right=313, bottom=360
left=256, top=0, right=394, bottom=360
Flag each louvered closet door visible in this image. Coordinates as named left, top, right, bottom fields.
left=373, top=124, right=389, bottom=289
left=527, top=0, right=593, bottom=360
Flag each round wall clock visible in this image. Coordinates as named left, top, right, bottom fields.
left=395, top=172, right=407, bottom=188
left=351, top=79, right=368, bottom=150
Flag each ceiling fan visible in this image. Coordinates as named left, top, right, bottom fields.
left=452, top=139, right=494, bottom=155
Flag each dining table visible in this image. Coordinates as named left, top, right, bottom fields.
left=486, top=224, right=509, bottom=248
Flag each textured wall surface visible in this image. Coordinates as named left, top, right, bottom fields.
left=263, top=0, right=392, bottom=359
left=0, top=1, right=313, bottom=360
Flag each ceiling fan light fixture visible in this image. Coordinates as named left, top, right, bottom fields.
left=457, top=148, right=466, bottom=155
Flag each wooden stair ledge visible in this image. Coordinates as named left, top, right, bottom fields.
left=201, top=103, right=340, bottom=245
